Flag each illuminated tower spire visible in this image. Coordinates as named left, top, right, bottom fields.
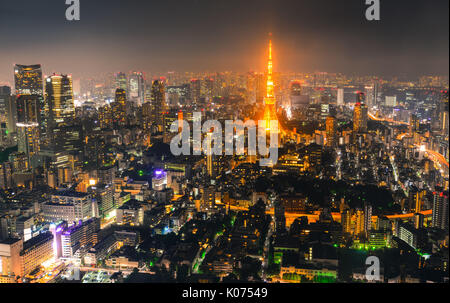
left=263, top=34, right=277, bottom=130
left=265, top=35, right=275, bottom=104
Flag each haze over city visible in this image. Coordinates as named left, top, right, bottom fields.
left=0, top=0, right=449, bottom=85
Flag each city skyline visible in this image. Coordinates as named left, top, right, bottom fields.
left=0, top=0, right=448, bottom=287
left=0, top=0, right=449, bottom=85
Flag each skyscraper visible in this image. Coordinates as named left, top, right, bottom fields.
left=432, top=189, right=449, bottom=232
left=341, top=209, right=352, bottom=234
left=409, top=114, right=420, bottom=135
left=274, top=199, right=286, bottom=235
left=363, top=203, right=372, bottom=238
left=325, top=116, right=337, bottom=148
left=14, top=64, right=43, bottom=95
left=190, top=79, right=201, bottom=108
left=16, top=95, right=41, bottom=163
left=206, top=132, right=214, bottom=178
left=151, top=80, right=166, bottom=132
left=14, top=65, right=44, bottom=165
left=42, top=74, right=74, bottom=149
left=115, top=72, right=127, bottom=91
left=337, top=88, right=344, bottom=106
left=112, top=89, right=127, bottom=126
left=439, top=90, right=449, bottom=136
left=353, top=95, right=368, bottom=133
left=128, top=72, right=145, bottom=106
left=0, top=86, right=15, bottom=144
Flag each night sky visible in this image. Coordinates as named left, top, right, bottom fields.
left=0, top=0, right=448, bottom=84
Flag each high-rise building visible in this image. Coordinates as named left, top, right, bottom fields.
left=337, top=88, right=344, bottom=106
left=151, top=80, right=166, bottom=132
left=364, top=203, right=372, bottom=238
left=255, top=73, right=266, bottom=105
left=385, top=96, right=397, bottom=107
left=0, top=238, right=23, bottom=283
left=89, top=184, right=114, bottom=219
left=112, top=89, right=127, bottom=126
left=325, top=116, right=337, bottom=148
left=353, top=97, right=368, bottom=133
left=409, top=188, right=425, bottom=213
left=432, top=189, right=449, bottom=232
left=16, top=95, right=41, bottom=164
left=0, top=86, right=15, bottom=144
left=409, top=114, right=420, bottom=135
left=14, top=64, right=43, bottom=95
left=439, top=90, right=449, bottom=136
left=43, top=74, right=74, bottom=148
left=341, top=209, right=352, bottom=234
left=128, top=72, right=145, bottom=106
left=60, top=218, right=100, bottom=258
left=414, top=213, right=424, bottom=229
left=365, top=86, right=374, bottom=108
left=142, top=101, right=152, bottom=130
left=206, top=132, right=214, bottom=178
left=14, top=64, right=44, bottom=165
left=274, top=199, right=286, bottom=235
left=290, top=81, right=308, bottom=110
left=355, top=209, right=365, bottom=236
left=190, top=79, right=201, bottom=107
left=115, top=72, right=127, bottom=90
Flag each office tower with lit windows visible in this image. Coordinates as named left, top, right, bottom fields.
left=353, top=96, right=368, bottom=133
left=363, top=203, right=372, bottom=238
left=112, top=89, right=127, bottom=126
left=190, top=79, right=201, bottom=107
left=60, top=218, right=100, bottom=258
left=0, top=86, right=15, bottom=144
left=355, top=209, right=365, bottom=236
left=439, top=90, right=449, bottom=136
left=432, top=189, right=449, bottom=232
left=16, top=95, right=41, bottom=165
left=115, top=72, right=127, bottom=90
left=206, top=132, right=214, bottom=178
left=151, top=80, right=166, bottom=132
left=290, top=81, right=309, bottom=110
left=20, top=232, right=54, bottom=277
left=89, top=184, right=114, bottom=219
left=341, top=209, right=352, bottom=234
left=254, top=73, right=266, bottom=105
left=128, top=72, right=145, bottom=106
left=274, top=199, right=286, bottom=235
left=409, top=188, right=425, bottom=213
left=365, top=86, right=374, bottom=108
left=98, top=104, right=113, bottom=129
left=414, top=213, right=424, bottom=229
left=409, top=114, right=420, bottom=135
left=202, top=78, right=214, bottom=101
left=337, top=88, right=344, bottom=106
left=142, top=101, right=152, bottom=131
left=325, top=116, right=337, bottom=148
left=14, top=64, right=44, bottom=164
left=14, top=64, right=43, bottom=96
left=43, top=74, right=74, bottom=148
left=0, top=238, right=23, bottom=283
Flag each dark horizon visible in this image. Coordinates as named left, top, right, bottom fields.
left=0, top=0, right=448, bottom=85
